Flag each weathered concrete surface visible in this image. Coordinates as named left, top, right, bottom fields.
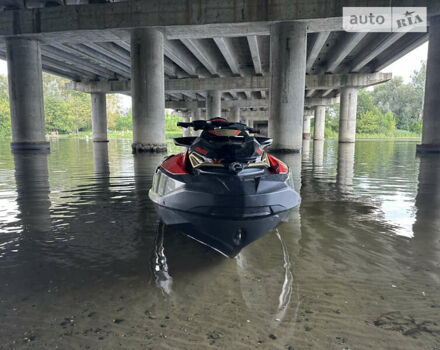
left=231, top=106, right=240, bottom=123
left=269, top=21, right=307, bottom=152
left=66, top=74, right=391, bottom=94
left=417, top=15, right=440, bottom=153
left=338, top=87, right=358, bottom=143
left=91, top=92, right=108, bottom=142
left=7, top=38, right=49, bottom=151
left=131, top=28, right=166, bottom=152
left=241, top=111, right=268, bottom=120
left=163, top=97, right=337, bottom=110
left=195, top=107, right=202, bottom=120
left=305, top=72, right=392, bottom=90
left=183, top=113, right=191, bottom=137
left=2, top=0, right=435, bottom=38
left=314, top=105, right=325, bottom=140
left=303, top=115, right=313, bottom=140
left=206, top=90, right=221, bottom=118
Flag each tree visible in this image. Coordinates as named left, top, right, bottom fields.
left=370, top=62, right=426, bottom=132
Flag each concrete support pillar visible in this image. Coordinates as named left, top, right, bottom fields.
left=314, top=105, right=326, bottom=140
left=412, top=154, right=440, bottom=265
left=417, top=15, right=440, bottom=153
left=131, top=28, right=166, bottom=152
left=269, top=21, right=307, bottom=152
left=195, top=108, right=202, bottom=121
left=206, top=90, right=221, bottom=119
left=91, top=93, right=108, bottom=142
left=183, top=111, right=192, bottom=137
left=6, top=38, right=48, bottom=151
left=232, top=106, right=240, bottom=123
left=338, top=87, right=359, bottom=143
left=303, top=115, right=312, bottom=140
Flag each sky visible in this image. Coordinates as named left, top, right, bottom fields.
left=0, top=40, right=428, bottom=105
left=381, top=41, right=428, bottom=82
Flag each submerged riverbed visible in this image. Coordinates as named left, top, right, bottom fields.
left=0, top=138, right=439, bottom=349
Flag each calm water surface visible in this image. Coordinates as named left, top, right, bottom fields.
left=0, top=138, right=439, bottom=349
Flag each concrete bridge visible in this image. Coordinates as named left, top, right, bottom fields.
left=0, top=0, right=439, bottom=153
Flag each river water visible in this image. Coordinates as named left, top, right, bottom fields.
left=0, top=138, right=439, bottom=349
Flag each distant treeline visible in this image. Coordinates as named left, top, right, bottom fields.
left=0, top=73, right=181, bottom=137
left=324, top=61, right=426, bottom=138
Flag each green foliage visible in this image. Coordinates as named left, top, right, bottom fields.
left=324, top=105, right=339, bottom=138
left=356, top=93, right=397, bottom=135
left=369, top=62, right=425, bottom=131
left=0, top=75, right=10, bottom=137
left=357, top=110, right=380, bottom=134
left=165, top=113, right=183, bottom=132
left=325, top=62, right=425, bottom=138
left=0, top=99, right=11, bottom=137
left=114, top=111, right=132, bottom=130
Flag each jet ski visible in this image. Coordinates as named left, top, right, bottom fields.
left=148, top=118, right=301, bottom=257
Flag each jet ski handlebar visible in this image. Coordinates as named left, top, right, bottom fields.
left=177, top=120, right=260, bottom=134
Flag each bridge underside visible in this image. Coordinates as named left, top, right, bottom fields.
left=0, top=0, right=438, bottom=152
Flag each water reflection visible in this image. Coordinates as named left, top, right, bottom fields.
left=302, top=139, right=310, bottom=161
left=151, top=222, right=173, bottom=295
left=236, top=209, right=301, bottom=343
left=13, top=152, right=51, bottom=233
left=412, top=154, right=440, bottom=280
left=337, top=142, right=355, bottom=193
left=93, top=142, right=110, bottom=178
left=277, top=152, right=302, bottom=192
left=1, top=139, right=440, bottom=349
left=313, top=139, right=324, bottom=168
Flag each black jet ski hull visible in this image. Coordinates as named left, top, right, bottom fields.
left=148, top=167, right=300, bottom=257
left=152, top=204, right=292, bottom=257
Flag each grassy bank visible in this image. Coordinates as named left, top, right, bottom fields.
left=53, top=130, right=183, bottom=140
left=53, top=129, right=421, bottom=141
left=324, top=129, right=421, bottom=140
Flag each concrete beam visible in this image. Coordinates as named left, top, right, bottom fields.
left=319, top=32, right=367, bottom=73
left=306, top=89, right=316, bottom=97
left=42, top=45, right=116, bottom=80
left=305, top=96, right=339, bottom=106
left=68, top=43, right=131, bottom=77
left=247, top=35, right=263, bottom=75
left=164, top=40, right=206, bottom=77
left=165, top=97, right=337, bottom=110
left=241, top=111, right=269, bottom=120
left=0, top=1, right=436, bottom=39
left=213, top=37, right=241, bottom=76
left=306, top=32, right=330, bottom=73
left=371, top=33, right=429, bottom=72
left=66, top=73, right=391, bottom=94
left=305, top=72, right=392, bottom=90
left=181, top=39, right=222, bottom=76
left=350, top=33, right=406, bottom=73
